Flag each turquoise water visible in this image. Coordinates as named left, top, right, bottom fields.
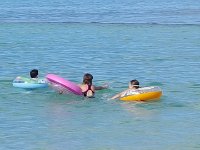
left=1, top=23, right=200, bottom=150
left=1, top=0, right=200, bottom=24
left=1, top=0, right=200, bottom=149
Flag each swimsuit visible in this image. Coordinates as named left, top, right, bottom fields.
left=82, top=85, right=95, bottom=97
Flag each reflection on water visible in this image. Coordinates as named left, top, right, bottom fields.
left=120, top=101, right=160, bottom=119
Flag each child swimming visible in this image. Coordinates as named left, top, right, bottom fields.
left=30, top=69, right=38, bottom=79
left=111, top=79, right=140, bottom=100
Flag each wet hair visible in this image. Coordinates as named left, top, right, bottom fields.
left=130, top=79, right=140, bottom=89
left=83, top=73, right=93, bottom=85
left=30, top=69, right=38, bottom=78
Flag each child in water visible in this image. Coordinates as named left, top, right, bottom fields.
left=30, top=69, right=39, bottom=79
left=79, top=73, right=108, bottom=98
left=111, top=79, right=140, bottom=100
left=15, top=69, right=45, bottom=83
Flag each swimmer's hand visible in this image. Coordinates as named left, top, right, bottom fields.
left=102, top=83, right=109, bottom=89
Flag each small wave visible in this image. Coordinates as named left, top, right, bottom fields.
left=0, top=21, right=200, bottom=26
left=189, top=84, right=200, bottom=89
left=166, top=102, right=187, bottom=108
left=147, top=82, right=164, bottom=87
left=0, top=79, right=13, bottom=83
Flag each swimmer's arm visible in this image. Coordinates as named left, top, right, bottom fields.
left=111, top=89, right=128, bottom=100
left=94, top=84, right=108, bottom=90
left=111, top=93, right=121, bottom=99
left=94, top=86, right=105, bottom=90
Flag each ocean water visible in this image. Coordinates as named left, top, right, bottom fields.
left=0, top=1, right=200, bottom=150
left=1, top=0, right=200, bottom=24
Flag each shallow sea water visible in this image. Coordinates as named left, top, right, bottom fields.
left=0, top=0, right=200, bottom=149
left=0, top=23, right=200, bottom=149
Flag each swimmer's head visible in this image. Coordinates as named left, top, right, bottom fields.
left=30, top=69, right=38, bottom=78
left=129, top=79, right=140, bottom=89
left=83, top=73, right=93, bottom=85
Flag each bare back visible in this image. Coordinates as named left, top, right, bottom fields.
left=79, top=84, right=95, bottom=97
